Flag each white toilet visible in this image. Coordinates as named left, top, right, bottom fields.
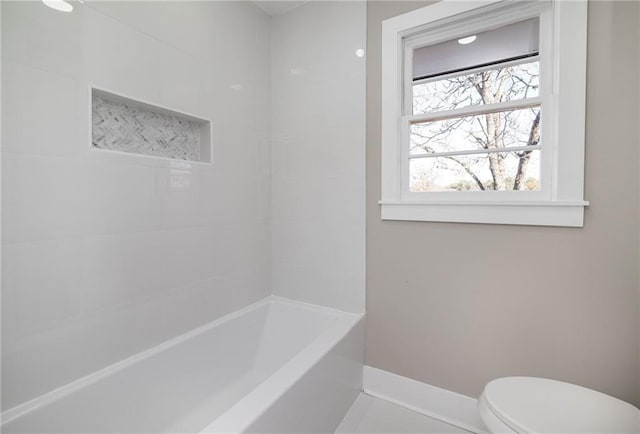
left=478, top=377, right=640, bottom=433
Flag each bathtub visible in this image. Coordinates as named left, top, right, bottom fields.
left=1, top=297, right=364, bottom=433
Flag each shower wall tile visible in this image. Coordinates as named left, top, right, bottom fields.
left=87, top=1, right=220, bottom=61
left=1, top=152, right=164, bottom=244
left=1, top=1, right=209, bottom=115
left=2, top=289, right=168, bottom=409
left=1, top=0, right=271, bottom=410
left=270, top=1, right=366, bottom=313
left=1, top=0, right=85, bottom=80
left=1, top=61, right=80, bottom=157
left=2, top=153, right=95, bottom=243
left=79, top=6, right=208, bottom=116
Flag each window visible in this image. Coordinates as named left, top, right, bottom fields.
left=380, top=0, right=589, bottom=226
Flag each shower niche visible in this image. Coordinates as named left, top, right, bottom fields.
left=91, top=87, right=212, bottom=163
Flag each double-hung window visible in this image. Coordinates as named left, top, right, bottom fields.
left=380, top=0, right=589, bottom=226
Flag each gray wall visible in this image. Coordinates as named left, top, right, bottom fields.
left=366, top=0, right=640, bottom=405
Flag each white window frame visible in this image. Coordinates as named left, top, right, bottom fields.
left=380, top=0, right=589, bottom=227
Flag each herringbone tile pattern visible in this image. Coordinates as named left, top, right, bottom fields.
left=92, top=95, right=202, bottom=161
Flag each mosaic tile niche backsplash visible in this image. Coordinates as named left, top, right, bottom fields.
left=92, top=90, right=208, bottom=162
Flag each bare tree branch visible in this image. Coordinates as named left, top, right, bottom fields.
left=513, top=109, right=540, bottom=190
left=443, top=156, right=486, bottom=190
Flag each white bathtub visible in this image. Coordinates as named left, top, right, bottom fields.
left=1, top=297, right=364, bottom=433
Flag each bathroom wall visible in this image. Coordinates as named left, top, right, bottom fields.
left=366, top=0, right=640, bottom=405
left=1, top=1, right=271, bottom=410
left=270, top=1, right=366, bottom=313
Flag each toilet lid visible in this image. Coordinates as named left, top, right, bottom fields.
left=483, top=377, right=640, bottom=433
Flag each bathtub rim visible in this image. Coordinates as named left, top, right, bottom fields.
left=1, top=295, right=360, bottom=428
left=199, top=307, right=363, bottom=433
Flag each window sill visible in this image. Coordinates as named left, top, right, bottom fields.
left=379, top=200, right=589, bottom=227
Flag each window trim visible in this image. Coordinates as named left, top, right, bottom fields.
left=380, top=0, right=589, bottom=227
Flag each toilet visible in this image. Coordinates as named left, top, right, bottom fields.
left=479, top=377, right=640, bottom=433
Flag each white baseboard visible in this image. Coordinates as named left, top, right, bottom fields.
left=362, top=366, right=486, bottom=433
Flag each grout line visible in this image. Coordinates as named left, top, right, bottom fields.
left=80, top=3, right=205, bottom=61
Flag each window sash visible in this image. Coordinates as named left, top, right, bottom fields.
left=408, top=144, right=542, bottom=160
left=406, top=98, right=542, bottom=160
left=405, top=97, right=541, bottom=125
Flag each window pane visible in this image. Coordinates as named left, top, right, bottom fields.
left=413, top=61, right=539, bottom=115
left=410, top=106, right=540, bottom=155
left=409, top=150, right=541, bottom=192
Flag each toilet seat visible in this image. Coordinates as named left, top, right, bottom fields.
left=478, top=392, right=517, bottom=433
left=479, top=377, right=640, bottom=434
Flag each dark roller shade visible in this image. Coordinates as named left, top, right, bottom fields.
left=413, top=18, right=539, bottom=81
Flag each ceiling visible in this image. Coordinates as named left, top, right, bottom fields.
left=252, top=1, right=310, bottom=16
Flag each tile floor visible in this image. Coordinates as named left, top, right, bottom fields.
left=335, top=393, right=472, bottom=434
